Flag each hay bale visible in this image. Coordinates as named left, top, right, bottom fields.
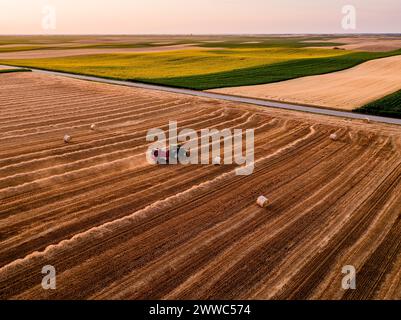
left=330, top=133, right=338, bottom=141
left=212, top=156, right=222, bottom=165
left=90, top=124, right=97, bottom=131
left=257, top=196, right=269, bottom=208
left=364, top=117, right=371, bottom=123
left=63, top=134, right=71, bottom=143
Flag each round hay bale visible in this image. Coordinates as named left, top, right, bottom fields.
left=90, top=124, right=97, bottom=131
left=212, top=156, right=222, bottom=165
left=257, top=196, right=269, bottom=208
left=63, top=134, right=71, bottom=143
left=330, top=133, right=338, bottom=141
left=364, top=117, right=371, bottom=123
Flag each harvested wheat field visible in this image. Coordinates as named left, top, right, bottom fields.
left=1, top=72, right=401, bottom=300
left=211, top=55, right=401, bottom=111
left=304, top=36, right=401, bottom=52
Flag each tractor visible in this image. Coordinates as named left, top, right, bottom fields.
left=151, top=144, right=190, bottom=164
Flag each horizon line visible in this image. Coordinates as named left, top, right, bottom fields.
left=1, top=32, right=401, bottom=36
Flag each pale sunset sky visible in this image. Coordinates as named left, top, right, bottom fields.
left=1, top=0, right=400, bottom=34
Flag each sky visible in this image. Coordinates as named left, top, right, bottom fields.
left=0, top=0, right=400, bottom=34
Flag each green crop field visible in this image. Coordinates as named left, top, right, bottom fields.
left=139, top=49, right=401, bottom=89
left=355, top=90, right=401, bottom=119
left=0, top=47, right=350, bottom=80
left=0, top=68, right=31, bottom=74
left=197, top=38, right=343, bottom=49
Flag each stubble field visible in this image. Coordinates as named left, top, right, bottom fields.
left=1, top=71, right=401, bottom=299
left=211, top=54, right=401, bottom=110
